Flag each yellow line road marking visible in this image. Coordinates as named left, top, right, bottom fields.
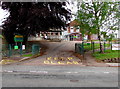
left=50, top=61, right=56, bottom=64
left=73, top=61, right=79, bottom=64
left=54, top=57, right=57, bottom=60
left=67, top=61, right=73, bottom=64
left=67, top=57, right=73, bottom=60
left=58, top=61, right=64, bottom=64
left=47, top=57, right=51, bottom=60
left=44, top=61, right=50, bottom=64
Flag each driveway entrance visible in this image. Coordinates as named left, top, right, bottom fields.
left=17, top=41, right=84, bottom=66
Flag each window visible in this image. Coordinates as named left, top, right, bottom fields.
left=51, top=33, right=53, bottom=35
left=76, top=29, right=80, bottom=32
left=70, top=26, right=74, bottom=29
left=56, top=33, right=58, bottom=35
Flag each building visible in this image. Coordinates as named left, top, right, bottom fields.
left=28, top=29, right=63, bottom=41
left=63, top=20, right=98, bottom=41
left=28, top=20, right=98, bottom=41
left=63, top=20, right=82, bottom=41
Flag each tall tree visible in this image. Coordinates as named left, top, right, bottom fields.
left=76, top=2, right=119, bottom=53
left=1, top=2, right=71, bottom=44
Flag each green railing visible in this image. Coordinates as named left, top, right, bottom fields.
left=2, top=43, right=40, bottom=57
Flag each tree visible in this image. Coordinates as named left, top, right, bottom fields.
left=76, top=2, right=119, bottom=53
left=1, top=2, right=71, bottom=44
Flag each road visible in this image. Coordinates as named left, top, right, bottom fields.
left=1, top=65, right=118, bottom=87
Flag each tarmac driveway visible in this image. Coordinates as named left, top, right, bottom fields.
left=17, top=41, right=85, bottom=66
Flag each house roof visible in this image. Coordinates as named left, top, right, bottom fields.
left=69, top=20, right=79, bottom=26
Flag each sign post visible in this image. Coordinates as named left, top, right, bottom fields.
left=14, top=35, right=24, bottom=56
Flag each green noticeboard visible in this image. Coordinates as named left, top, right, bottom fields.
left=14, top=35, right=23, bottom=42
left=14, top=45, right=19, bottom=49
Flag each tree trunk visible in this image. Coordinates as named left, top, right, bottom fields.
left=88, top=34, right=91, bottom=40
left=98, top=35, right=104, bottom=53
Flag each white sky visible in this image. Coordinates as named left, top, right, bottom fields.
left=0, top=7, right=9, bottom=26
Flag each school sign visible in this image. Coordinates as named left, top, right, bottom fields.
left=14, top=35, right=23, bottom=42
left=112, top=44, right=120, bottom=50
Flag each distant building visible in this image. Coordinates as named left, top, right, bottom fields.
left=63, top=20, right=82, bottom=41
left=28, top=29, right=63, bottom=41
left=28, top=20, right=98, bottom=41
left=64, top=20, right=98, bottom=41
left=39, top=30, right=63, bottom=40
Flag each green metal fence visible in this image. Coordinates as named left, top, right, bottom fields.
left=2, top=43, right=40, bottom=57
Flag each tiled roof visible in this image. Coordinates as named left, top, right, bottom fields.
left=69, top=20, right=79, bottom=26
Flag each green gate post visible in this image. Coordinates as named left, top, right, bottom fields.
left=79, top=44, right=82, bottom=55
left=77, top=43, right=80, bottom=53
left=104, top=42, right=106, bottom=52
left=20, top=43, right=22, bottom=56
left=92, top=42, right=95, bottom=53
left=91, top=41, right=93, bottom=50
left=75, top=43, right=77, bottom=53
left=82, top=42, right=84, bottom=54
left=8, top=44, right=12, bottom=57
left=32, top=44, right=40, bottom=55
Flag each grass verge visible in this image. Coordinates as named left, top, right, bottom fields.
left=92, top=49, right=120, bottom=61
left=84, top=43, right=110, bottom=51
left=22, top=54, right=32, bottom=57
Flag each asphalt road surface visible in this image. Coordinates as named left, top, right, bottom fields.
left=1, top=65, right=119, bottom=87
left=14, top=41, right=84, bottom=66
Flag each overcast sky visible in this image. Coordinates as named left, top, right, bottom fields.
left=0, top=2, right=119, bottom=38
left=0, top=7, right=9, bottom=26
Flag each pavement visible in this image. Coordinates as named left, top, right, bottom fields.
left=1, top=41, right=119, bottom=67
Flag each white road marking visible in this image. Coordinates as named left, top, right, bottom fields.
left=7, top=71, right=13, bottom=73
left=65, top=71, right=78, bottom=73
left=30, top=71, right=48, bottom=73
left=66, top=72, right=72, bottom=73
left=36, top=71, right=48, bottom=73
left=30, top=71, right=36, bottom=72
left=104, top=72, right=110, bottom=74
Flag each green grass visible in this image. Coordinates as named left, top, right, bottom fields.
left=84, top=43, right=110, bottom=51
left=22, top=54, right=32, bottom=57
left=92, top=49, right=120, bottom=60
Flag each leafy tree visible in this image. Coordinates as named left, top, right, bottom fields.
left=1, top=2, right=71, bottom=44
left=76, top=2, right=119, bottom=53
